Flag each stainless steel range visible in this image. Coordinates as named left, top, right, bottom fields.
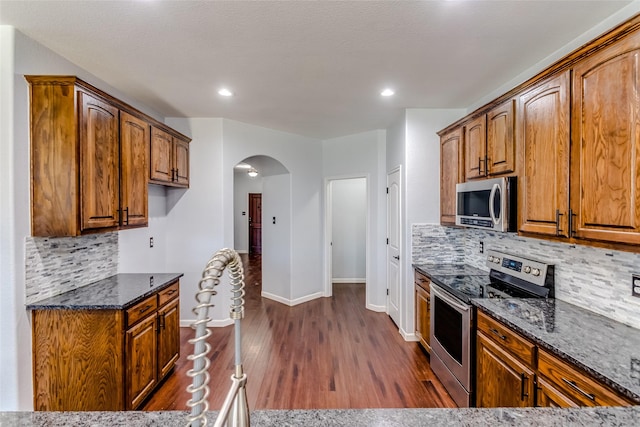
left=428, top=249, right=554, bottom=407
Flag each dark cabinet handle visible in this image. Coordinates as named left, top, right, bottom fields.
left=520, top=373, right=529, bottom=400
left=175, top=168, right=179, bottom=181
left=569, top=208, right=577, bottom=237
left=164, top=289, right=177, bottom=296
left=123, top=207, right=129, bottom=226
left=555, top=209, right=564, bottom=236
left=139, top=304, right=152, bottom=314
left=159, top=314, right=165, bottom=330
left=562, top=377, right=596, bottom=401
left=171, top=168, right=176, bottom=181
left=490, top=328, right=507, bottom=340
left=484, top=155, right=489, bottom=176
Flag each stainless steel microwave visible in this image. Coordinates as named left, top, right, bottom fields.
left=455, top=176, right=517, bottom=232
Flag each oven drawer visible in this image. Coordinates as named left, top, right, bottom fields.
left=538, top=349, right=633, bottom=407
left=477, top=310, right=535, bottom=367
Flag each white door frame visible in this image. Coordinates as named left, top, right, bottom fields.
left=386, top=166, right=402, bottom=325
left=323, top=174, right=371, bottom=307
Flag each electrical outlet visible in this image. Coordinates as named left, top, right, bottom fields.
left=632, top=274, right=640, bottom=298
left=150, top=237, right=154, bottom=248
left=479, top=241, right=484, bottom=254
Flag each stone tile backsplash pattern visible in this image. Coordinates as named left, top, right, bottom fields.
left=25, top=233, right=118, bottom=304
left=412, top=224, right=640, bottom=329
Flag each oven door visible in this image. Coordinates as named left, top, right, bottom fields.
left=430, top=283, right=473, bottom=391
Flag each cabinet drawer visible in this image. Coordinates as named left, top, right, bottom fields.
left=126, top=295, right=157, bottom=328
left=477, top=311, right=535, bottom=367
left=538, top=349, right=632, bottom=407
left=414, top=270, right=430, bottom=292
left=158, top=282, right=179, bottom=307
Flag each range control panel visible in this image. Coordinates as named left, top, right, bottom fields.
left=486, top=249, right=553, bottom=288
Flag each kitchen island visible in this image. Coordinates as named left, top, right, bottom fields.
left=2, top=407, right=640, bottom=426
left=27, top=273, right=183, bottom=411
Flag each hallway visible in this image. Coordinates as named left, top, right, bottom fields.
left=143, top=254, right=456, bottom=410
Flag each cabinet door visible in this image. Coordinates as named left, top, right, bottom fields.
left=79, top=92, right=120, bottom=231
left=150, top=127, right=174, bottom=183
left=440, top=127, right=463, bottom=225
left=173, top=137, right=190, bottom=186
left=537, top=376, right=580, bottom=408
left=487, top=100, right=515, bottom=176
left=518, top=72, right=570, bottom=237
left=476, top=332, right=535, bottom=408
left=120, top=112, right=149, bottom=227
left=126, top=314, right=157, bottom=410
left=415, top=284, right=430, bottom=353
left=157, top=298, right=180, bottom=379
left=571, top=34, right=640, bottom=244
left=464, top=115, right=487, bottom=180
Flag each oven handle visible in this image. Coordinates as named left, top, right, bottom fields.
left=488, top=183, right=500, bottom=226
left=431, top=284, right=470, bottom=313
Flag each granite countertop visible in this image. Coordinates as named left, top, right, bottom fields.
left=2, top=407, right=640, bottom=426
left=25, top=273, right=183, bottom=310
left=413, top=263, right=488, bottom=278
left=473, top=298, right=640, bottom=404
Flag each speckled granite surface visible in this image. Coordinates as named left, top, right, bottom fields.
left=473, top=298, right=640, bottom=404
left=2, top=407, right=640, bottom=426
left=25, top=273, right=183, bottom=310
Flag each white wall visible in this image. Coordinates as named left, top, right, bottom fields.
left=323, top=129, right=387, bottom=310
left=331, top=178, right=366, bottom=281
left=402, top=109, right=465, bottom=337
left=233, top=171, right=263, bottom=253
left=261, top=173, right=292, bottom=300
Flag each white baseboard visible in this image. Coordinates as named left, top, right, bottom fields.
left=331, top=278, right=366, bottom=283
left=179, top=318, right=233, bottom=328
left=366, top=303, right=386, bottom=312
left=261, top=291, right=324, bottom=306
left=400, top=329, right=419, bottom=342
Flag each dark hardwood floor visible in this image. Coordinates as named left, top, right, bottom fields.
left=143, top=254, right=456, bottom=411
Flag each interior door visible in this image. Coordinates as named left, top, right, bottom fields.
left=387, top=168, right=401, bottom=326
left=249, top=193, right=262, bottom=254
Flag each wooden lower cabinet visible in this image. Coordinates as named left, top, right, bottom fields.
left=476, top=311, right=633, bottom=408
left=32, top=281, right=180, bottom=411
left=476, top=331, right=536, bottom=407
left=414, top=271, right=431, bottom=353
left=126, top=313, right=158, bottom=410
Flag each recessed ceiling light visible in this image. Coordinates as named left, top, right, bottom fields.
left=218, top=88, right=234, bottom=97
left=381, top=88, right=395, bottom=97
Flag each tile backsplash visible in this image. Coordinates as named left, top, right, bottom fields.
left=25, top=232, right=118, bottom=304
left=412, top=224, right=640, bottom=329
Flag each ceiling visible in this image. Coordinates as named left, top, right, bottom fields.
left=0, top=0, right=634, bottom=139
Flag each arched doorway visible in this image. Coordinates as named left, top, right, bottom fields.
left=233, top=155, right=292, bottom=302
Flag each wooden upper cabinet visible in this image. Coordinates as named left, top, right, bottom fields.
left=120, top=112, right=149, bottom=228
left=518, top=72, right=571, bottom=238
left=28, top=76, right=150, bottom=236
left=570, top=32, right=640, bottom=245
left=150, top=126, right=190, bottom=187
left=464, top=116, right=486, bottom=180
left=150, top=127, right=173, bottom=183
left=173, top=137, right=190, bottom=186
left=27, top=76, right=190, bottom=236
left=486, top=100, right=516, bottom=176
left=79, top=93, right=120, bottom=231
left=440, top=127, right=463, bottom=225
